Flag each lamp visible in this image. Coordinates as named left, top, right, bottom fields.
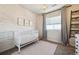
left=41, top=4, right=48, bottom=11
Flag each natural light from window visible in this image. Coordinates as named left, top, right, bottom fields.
left=46, top=16, right=61, bottom=30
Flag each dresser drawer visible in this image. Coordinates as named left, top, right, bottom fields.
left=0, top=38, right=15, bottom=52
left=75, top=44, right=79, bottom=48
left=0, top=31, right=15, bottom=53
left=75, top=42, right=79, bottom=46
left=75, top=51, right=79, bottom=55
left=75, top=39, right=79, bottom=41
left=75, top=49, right=79, bottom=54
left=75, top=47, right=79, bottom=51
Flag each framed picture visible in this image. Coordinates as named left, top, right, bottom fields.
left=25, top=20, right=29, bottom=26
left=17, top=17, right=32, bottom=27
left=17, top=17, right=24, bottom=26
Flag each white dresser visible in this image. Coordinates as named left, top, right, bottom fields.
left=0, top=31, right=15, bottom=53
left=75, top=34, right=79, bottom=55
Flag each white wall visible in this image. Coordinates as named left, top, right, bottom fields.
left=0, top=5, right=43, bottom=38
left=0, top=5, right=38, bottom=31
left=36, top=14, right=43, bottom=39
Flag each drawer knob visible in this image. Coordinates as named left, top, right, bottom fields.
left=76, top=45, right=78, bottom=46
left=76, top=51, right=77, bottom=53
left=76, top=48, right=77, bottom=49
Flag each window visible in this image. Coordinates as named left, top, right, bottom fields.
left=46, top=24, right=61, bottom=30
left=46, top=16, right=61, bottom=30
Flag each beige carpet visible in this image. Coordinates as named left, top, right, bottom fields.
left=11, top=41, right=57, bottom=55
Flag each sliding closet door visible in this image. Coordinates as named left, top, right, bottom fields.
left=45, top=10, right=61, bottom=43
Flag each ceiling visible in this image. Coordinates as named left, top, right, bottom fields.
left=21, top=4, right=65, bottom=14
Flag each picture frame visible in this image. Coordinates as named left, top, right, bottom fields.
left=17, top=17, right=24, bottom=26
left=17, top=17, right=32, bottom=27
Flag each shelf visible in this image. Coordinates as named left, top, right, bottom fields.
left=72, top=17, right=79, bottom=19
left=71, top=25, right=79, bottom=27
left=70, top=10, right=79, bottom=38
left=71, top=22, right=79, bottom=25
left=72, top=13, right=79, bottom=15
left=70, top=35, right=75, bottom=38
left=71, top=28, right=79, bottom=31
left=70, top=34, right=76, bottom=38
left=72, top=10, right=79, bottom=13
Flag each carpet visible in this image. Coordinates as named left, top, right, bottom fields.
left=11, top=41, right=57, bottom=55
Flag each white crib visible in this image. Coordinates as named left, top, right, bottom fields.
left=14, top=29, right=38, bottom=52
